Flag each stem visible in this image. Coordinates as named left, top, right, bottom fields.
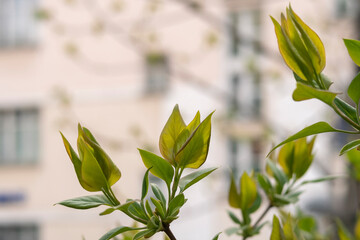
left=108, top=187, right=120, bottom=205
left=332, top=99, right=360, bottom=131
left=170, top=167, right=181, bottom=200
left=163, top=223, right=177, bottom=240
left=253, top=204, right=272, bottom=229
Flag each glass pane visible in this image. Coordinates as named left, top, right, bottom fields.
left=17, top=109, right=38, bottom=163
left=2, top=111, right=17, bottom=163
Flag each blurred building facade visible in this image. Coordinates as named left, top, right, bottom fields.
left=0, top=0, right=358, bottom=239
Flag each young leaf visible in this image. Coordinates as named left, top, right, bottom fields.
left=151, top=183, right=167, bottom=207
left=57, top=195, right=112, bottom=209
left=138, top=149, right=174, bottom=188
left=212, top=232, right=222, bottom=240
left=239, top=172, right=257, bottom=210
left=344, top=39, right=360, bottom=67
left=150, top=197, right=166, bottom=219
left=271, top=16, right=309, bottom=81
left=179, top=167, right=217, bottom=192
left=336, top=219, right=354, bottom=240
left=333, top=98, right=359, bottom=125
left=355, top=215, right=360, bottom=240
left=99, top=208, right=115, bottom=216
left=289, top=6, right=326, bottom=74
left=174, top=111, right=201, bottom=154
left=99, top=226, right=144, bottom=240
left=159, top=104, right=186, bottom=162
left=348, top=72, right=360, bottom=107
left=168, top=194, right=186, bottom=216
left=292, top=82, right=338, bottom=106
left=227, top=210, right=241, bottom=225
left=142, top=168, right=151, bottom=200
left=300, top=175, right=340, bottom=185
left=175, top=112, right=214, bottom=169
left=228, top=174, right=240, bottom=209
left=268, top=122, right=358, bottom=156
left=133, top=229, right=156, bottom=240
left=271, top=215, right=285, bottom=240
left=128, top=202, right=148, bottom=221
left=257, top=173, right=273, bottom=194
left=267, top=161, right=287, bottom=191
left=340, top=139, right=360, bottom=155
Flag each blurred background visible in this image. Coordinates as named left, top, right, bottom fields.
left=0, top=0, right=359, bottom=239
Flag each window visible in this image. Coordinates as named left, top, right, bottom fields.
left=0, top=0, right=38, bottom=48
left=0, top=108, right=39, bottom=165
left=0, top=224, right=38, bottom=240
left=145, top=53, right=169, bottom=94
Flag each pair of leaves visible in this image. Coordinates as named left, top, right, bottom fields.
left=159, top=104, right=213, bottom=169
left=228, top=172, right=257, bottom=210
left=271, top=6, right=325, bottom=82
left=61, top=124, right=121, bottom=192
left=278, top=137, right=315, bottom=179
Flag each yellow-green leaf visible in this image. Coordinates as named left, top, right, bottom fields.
left=138, top=149, right=174, bottom=188
left=289, top=6, right=325, bottom=74
left=355, top=214, right=360, bottom=240
left=80, top=138, right=109, bottom=192
left=348, top=71, right=360, bottom=106
left=344, top=39, right=360, bottom=67
left=278, top=141, right=295, bottom=178
left=239, top=172, right=257, bottom=210
left=292, top=82, right=338, bottom=106
left=271, top=16, right=308, bottom=80
left=175, top=112, right=213, bottom=169
left=174, top=111, right=200, bottom=155
left=159, top=104, right=186, bottom=163
left=228, top=173, right=240, bottom=209
left=271, top=216, right=285, bottom=240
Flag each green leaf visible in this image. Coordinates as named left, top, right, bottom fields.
left=159, top=104, right=186, bottom=163
left=179, top=167, right=217, bottom=192
left=57, top=195, right=112, bottom=209
left=355, top=215, right=360, bottom=240
left=174, top=111, right=201, bottom=155
left=99, top=226, right=144, bottom=240
left=228, top=174, right=240, bottom=209
left=212, top=232, right=222, bottom=240
left=271, top=16, right=310, bottom=81
left=150, top=197, right=166, bottom=219
left=268, top=122, right=358, bottom=156
left=79, top=125, right=121, bottom=188
left=128, top=202, right=148, bottom=221
left=348, top=72, right=360, bottom=107
left=292, top=137, right=315, bottom=179
left=175, top=112, right=214, bottom=169
left=289, top=6, right=326, bottom=74
left=227, top=210, right=241, bottom=225
left=333, top=98, right=359, bottom=124
left=257, top=173, right=273, bottom=195
left=271, top=215, right=285, bottom=240
left=78, top=136, right=109, bottom=191
left=300, top=175, right=340, bottom=185
left=225, top=227, right=239, bottom=236
left=99, top=207, right=115, bottom=216
left=267, top=161, right=287, bottom=192
left=239, top=172, right=257, bottom=210
left=340, top=139, right=360, bottom=155
left=292, top=82, right=338, bottom=106
left=247, top=193, right=262, bottom=214
left=145, top=200, right=154, bottom=217
left=336, top=219, right=354, bottom=240
left=138, top=149, right=174, bottom=188
left=151, top=183, right=167, bottom=207
left=168, top=194, right=186, bottom=216
left=133, top=229, right=156, bottom=240
left=344, top=39, right=360, bottom=67
left=141, top=168, right=151, bottom=200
